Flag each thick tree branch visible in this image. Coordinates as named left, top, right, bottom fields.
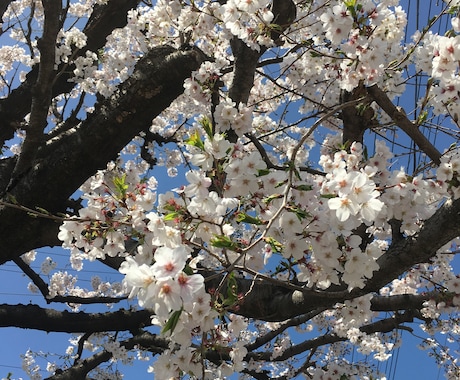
left=340, top=83, right=375, bottom=145
left=359, top=197, right=460, bottom=293
left=244, top=312, right=417, bottom=366
left=226, top=0, right=296, bottom=142
left=360, top=312, right=416, bottom=334
left=0, top=0, right=11, bottom=19
left=367, top=84, right=442, bottom=165
left=246, top=308, right=328, bottom=352
left=370, top=292, right=449, bottom=312
left=227, top=38, right=265, bottom=143
left=247, top=333, right=346, bottom=362
left=0, top=45, right=207, bottom=264
left=0, top=0, right=141, bottom=146
left=203, top=197, right=460, bottom=322
left=7, top=0, right=61, bottom=191
left=48, top=350, right=112, bottom=380
left=0, top=295, right=426, bottom=371
left=0, top=304, right=152, bottom=332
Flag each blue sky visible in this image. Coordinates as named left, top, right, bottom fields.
left=1, top=0, right=459, bottom=379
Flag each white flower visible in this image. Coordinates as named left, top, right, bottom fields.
left=104, top=230, right=126, bottom=257
left=184, top=170, right=211, bottom=198
left=177, top=272, right=204, bottom=300
left=119, top=256, right=156, bottom=301
left=152, top=246, right=189, bottom=280
left=205, top=133, right=233, bottom=159
left=328, top=196, right=360, bottom=222
left=21, top=250, right=36, bottom=265
left=360, top=197, right=384, bottom=222
left=452, top=17, right=460, bottom=33
left=155, top=278, right=182, bottom=315
left=284, top=237, right=306, bottom=260
left=279, top=211, right=304, bottom=234
left=41, top=256, right=57, bottom=275
left=190, top=292, right=212, bottom=322
left=437, top=161, right=454, bottom=182
left=188, top=190, right=221, bottom=216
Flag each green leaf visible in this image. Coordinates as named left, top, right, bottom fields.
left=268, top=23, right=282, bottom=32
left=162, top=308, right=183, bottom=334
left=35, top=206, right=51, bottom=215
left=320, top=193, right=337, bottom=199
left=5, top=193, right=18, bottom=204
left=200, top=116, right=214, bottom=139
left=113, top=174, right=129, bottom=197
left=417, top=110, right=428, bottom=125
left=310, top=50, right=323, bottom=58
left=343, top=0, right=357, bottom=18
left=262, top=193, right=283, bottom=205
left=292, top=184, right=313, bottom=192
left=236, top=212, right=266, bottom=225
left=286, top=206, right=310, bottom=220
left=162, top=202, right=177, bottom=212
left=210, top=235, right=239, bottom=250
left=183, top=265, right=194, bottom=276
left=264, top=237, right=283, bottom=252
left=257, top=168, right=271, bottom=177
left=163, top=212, right=181, bottom=221
left=186, top=130, right=205, bottom=150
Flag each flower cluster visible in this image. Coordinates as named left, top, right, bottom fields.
left=214, top=99, right=253, bottom=136
left=3, top=0, right=460, bottom=378
left=58, top=162, right=157, bottom=263
left=415, top=21, right=460, bottom=119
left=216, top=0, right=274, bottom=50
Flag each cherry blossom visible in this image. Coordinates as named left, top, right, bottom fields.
left=152, top=246, right=189, bottom=280
left=2, top=0, right=460, bottom=378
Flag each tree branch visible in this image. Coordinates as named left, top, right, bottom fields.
left=340, top=82, right=375, bottom=145
left=0, top=45, right=207, bottom=264
left=0, top=0, right=12, bottom=19
left=0, top=304, right=152, bottom=332
left=367, top=84, right=442, bottom=165
left=0, top=0, right=141, bottom=146
left=203, top=197, right=460, bottom=322
left=246, top=333, right=346, bottom=362
left=14, top=256, right=127, bottom=305
left=370, top=292, right=436, bottom=312
left=246, top=308, right=328, bottom=351
left=7, top=0, right=62, bottom=191
left=45, top=331, right=169, bottom=380
left=226, top=0, right=296, bottom=142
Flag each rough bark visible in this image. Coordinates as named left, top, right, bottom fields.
left=0, top=46, right=207, bottom=264
left=8, top=0, right=62, bottom=189
left=0, top=304, right=152, bottom=332
left=226, top=0, right=296, bottom=142
left=0, top=0, right=141, bottom=145
left=340, top=82, right=375, bottom=145
left=0, top=0, right=12, bottom=18
left=204, top=198, right=460, bottom=321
